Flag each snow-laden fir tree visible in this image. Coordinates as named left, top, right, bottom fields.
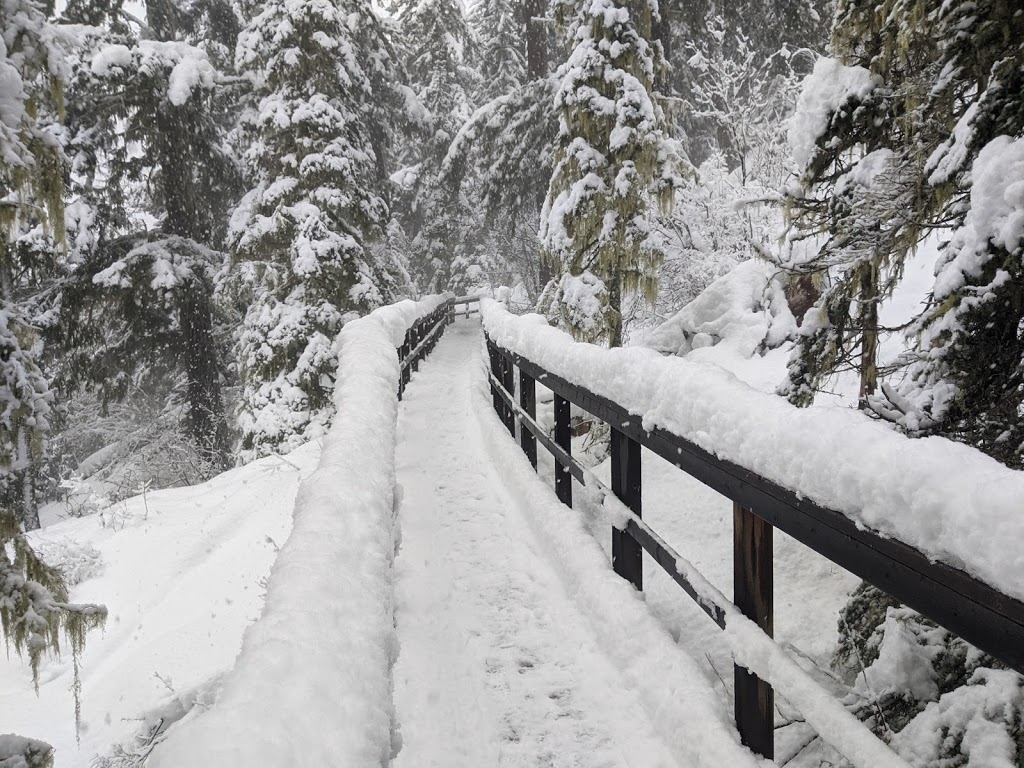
left=231, top=0, right=411, bottom=457
left=471, top=0, right=527, bottom=104
left=865, top=0, right=1024, bottom=468
left=539, top=0, right=681, bottom=346
left=778, top=0, right=1024, bottom=459
left=393, top=0, right=480, bottom=293
left=0, top=0, right=106, bottom=753
left=0, top=0, right=70, bottom=532
left=57, top=0, right=241, bottom=473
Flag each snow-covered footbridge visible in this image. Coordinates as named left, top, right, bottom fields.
left=146, top=296, right=1024, bottom=768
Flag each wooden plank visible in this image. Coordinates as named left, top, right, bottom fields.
left=554, top=394, right=573, bottom=508
left=734, top=503, right=774, bottom=759
left=611, top=428, right=642, bottom=591
left=519, top=369, right=537, bottom=469
left=486, top=338, right=1024, bottom=675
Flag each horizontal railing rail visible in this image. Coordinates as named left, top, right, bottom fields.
left=453, top=294, right=481, bottom=318
left=483, top=328, right=1024, bottom=766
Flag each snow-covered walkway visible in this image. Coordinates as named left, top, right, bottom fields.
left=391, top=320, right=683, bottom=768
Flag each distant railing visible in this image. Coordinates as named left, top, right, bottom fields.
left=453, top=294, right=481, bottom=318
left=398, top=299, right=454, bottom=399
left=483, top=327, right=1024, bottom=766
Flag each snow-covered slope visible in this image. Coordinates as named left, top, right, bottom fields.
left=0, top=443, right=320, bottom=767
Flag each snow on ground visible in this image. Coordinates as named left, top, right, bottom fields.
left=151, top=295, right=450, bottom=768
left=391, top=319, right=693, bottom=767
left=0, top=443, right=320, bottom=767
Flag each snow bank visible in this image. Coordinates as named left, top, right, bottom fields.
left=481, top=299, right=1024, bottom=603
left=150, top=295, right=451, bottom=768
left=645, top=259, right=795, bottom=359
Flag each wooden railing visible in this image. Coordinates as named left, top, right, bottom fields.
left=453, top=294, right=482, bottom=318
left=398, top=300, right=454, bottom=399
left=484, top=332, right=1024, bottom=762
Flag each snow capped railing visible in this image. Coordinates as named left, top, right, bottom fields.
left=150, top=294, right=453, bottom=768
left=480, top=298, right=1024, bottom=767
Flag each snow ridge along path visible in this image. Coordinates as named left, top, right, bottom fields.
left=393, top=320, right=686, bottom=768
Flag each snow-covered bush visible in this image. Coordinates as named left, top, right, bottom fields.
left=835, top=583, right=1024, bottom=767
left=0, top=734, right=53, bottom=768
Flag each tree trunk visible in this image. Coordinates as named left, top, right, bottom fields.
left=607, top=273, right=623, bottom=348
left=524, top=0, right=548, bottom=80
left=180, top=289, right=229, bottom=468
left=148, top=0, right=230, bottom=465
left=858, top=262, right=879, bottom=407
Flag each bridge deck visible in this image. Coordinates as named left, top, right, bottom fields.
left=392, top=320, right=684, bottom=767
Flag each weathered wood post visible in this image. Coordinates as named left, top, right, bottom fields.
left=611, top=429, right=642, bottom=590
left=411, top=321, right=422, bottom=373
left=734, top=502, right=774, bottom=759
left=553, top=395, right=572, bottom=507
left=488, top=340, right=501, bottom=417
left=398, top=345, right=406, bottom=400
left=519, top=369, right=537, bottom=469
left=500, top=355, right=516, bottom=437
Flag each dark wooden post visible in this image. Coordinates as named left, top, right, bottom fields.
left=734, top=503, right=774, bottom=759
left=500, top=355, right=516, bottom=437
left=611, top=428, right=642, bottom=590
left=411, top=322, right=421, bottom=373
left=553, top=394, right=572, bottom=507
left=519, top=369, right=537, bottom=469
left=398, top=346, right=406, bottom=400
left=488, top=341, right=502, bottom=417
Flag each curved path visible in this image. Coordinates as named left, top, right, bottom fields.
left=391, top=320, right=682, bottom=768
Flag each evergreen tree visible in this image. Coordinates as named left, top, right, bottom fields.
left=0, top=0, right=106, bottom=747
left=777, top=0, right=1024, bottom=465
left=1, top=0, right=67, bottom=530
left=57, top=0, right=241, bottom=471
left=394, top=0, right=480, bottom=293
left=231, top=0, right=411, bottom=456
left=538, top=0, right=681, bottom=346
left=471, top=0, right=526, bottom=104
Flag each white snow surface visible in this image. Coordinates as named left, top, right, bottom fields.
left=392, top=321, right=700, bottom=767
left=481, top=299, right=1024, bottom=603
left=150, top=295, right=451, bottom=767
left=0, top=444, right=320, bottom=766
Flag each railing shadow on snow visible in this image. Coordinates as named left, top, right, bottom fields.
left=482, top=308, right=1024, bottom=768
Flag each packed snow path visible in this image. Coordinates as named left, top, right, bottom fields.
left=391, top=320, right=683, bottom=768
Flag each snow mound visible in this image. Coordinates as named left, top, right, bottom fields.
left=788, top=57, right=878, bottom=170
left=646, top=259, right=796, bottom=359
left=0, top=444, right=320, bottom=767
left=150, top=295, right=450, bottom=768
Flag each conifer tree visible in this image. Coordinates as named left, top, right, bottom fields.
left=538, top=0, right=681, bottom=346
left=471, top=0, right=526, bottom=104
left=394, top=0, right=480, bottom=293
left=1, top=0, right=67, bottom=529
left=778, top=0, right=1024, bottom=465
left=58, top=0, right=240, bottom=470
left=0, top=1, right=106, bottom=752
left=231, top=0, right=411, bottom=456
